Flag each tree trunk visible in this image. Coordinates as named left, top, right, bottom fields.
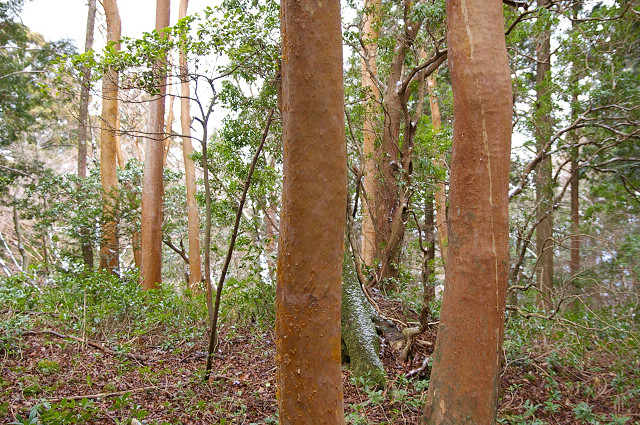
left=12, top=196, right=28, bottom=271
left=360, top=0, right=381, bottom=269
left=78, top=0, right=96, bottom=268
left=141, top=0, right=170, bottom=289
left=569, top=2, right=581, bottom=281
left=420, top=194, right=436, bottom=327
left=427, top=76, right=449, bottom=266
left=178, top=0, right=202, bottom=290
left=163, top=88, right=174, bottom=167
left=276, top=1, right=346, bottom=423
left=341, top=242, right=386, bottom=387
left=420, top=0, right=512, bottom=421
left=535, top=0, right=554, bottom=313
left=99, top=0, right=121, bottom=273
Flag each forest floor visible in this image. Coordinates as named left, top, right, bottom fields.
left=1, top=274, right=639, bottom=424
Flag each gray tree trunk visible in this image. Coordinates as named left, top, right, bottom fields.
left=341, top=244, right=386, bottom=387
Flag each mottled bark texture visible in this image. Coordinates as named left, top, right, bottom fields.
left=535, top=0, right=554, bottom=312
left=178, top=0, right=202, bottom=289
left=276, top=0, right=346, bottom=423
left=341, top=244, right=386, bottom=387
left=360, top=0, right=381, bottom=269
left=141, top=0, right=170, bottom=289
left=99, top=0, right=121, bottom=273
left=420, top=0, right=512, bottom=421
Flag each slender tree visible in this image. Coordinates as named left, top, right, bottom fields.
left=535, top=0, right=554, bottom=312
left=78, top=0, right=97, bottom=268
left=360, top=0, right=381, bottom=268
left=141, top=0, right=170, bottom=289
left=276, top=0, right=346, bottom=422
left=421, top=0, right=513, bottom=421
left=427, top=75, right=449, bottom=265
left=99, top=0, right=121, bottom=273
left=178, top=0, right=202, bottom=289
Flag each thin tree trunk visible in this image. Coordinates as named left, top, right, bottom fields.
left=204, top=110, right=274, bottom=380
left=427, top=76, right=448, bottom=266
left=535, top=0, right=554, bottom=313
left=419, top=194, right=436, bottom=327
left=78, top=0, right=97, bottom=268
left=570, top=2, right=581, bottom=280
left=78, top=0, right=96, bottom=180
left=360, top=0, right=380, bottom=269
left=178, top=0, right=202, bottom=290
left=99, top=0, right=121, bottom=273
left=276, top=1, right=346, bottom=422
left=12, top=196, right=28, bottom=271
left=421, top=0, right=512, bottom=420
left=163, top=88, right=175, bottom=167
left=141, top=0, right=170, bottom=289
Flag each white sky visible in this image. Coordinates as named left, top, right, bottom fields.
left=22, top=0, right=215, bottom=50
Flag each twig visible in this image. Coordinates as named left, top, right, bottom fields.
left=404, top=356, right=430, bottom=379
left=45, top=384, right=179, bottom=403
left=23, top=330, right=150, bottom=362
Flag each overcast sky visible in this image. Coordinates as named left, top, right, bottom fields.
left=22, top=0, right=214, bottom=50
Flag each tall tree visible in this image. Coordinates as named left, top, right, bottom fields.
left=78, top=0, right=97, bottom=268
left=360, top=0, right=380, bottom=269
left=535, top=0, right=554, bottom=312
left=276, top=0, right=346, bottom=423
left=178, top=0, right=202, bottom=289
left=141, top=0, right=170, bottom=289
left=421, top=0, right=512, bottom=421
left=99, top=0, right=121, bottom=272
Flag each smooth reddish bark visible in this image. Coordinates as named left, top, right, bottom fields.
left=276, top=1, right=346, bottom=423
left=421, top=0, right=513, bottom=421
left=141, top=0, right=170, bottom=289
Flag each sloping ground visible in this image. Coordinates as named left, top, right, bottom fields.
left=2, top=317, right=639, bottom=424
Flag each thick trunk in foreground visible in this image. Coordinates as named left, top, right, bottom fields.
left=78, top=0, right=97, bottom=268
left=535, top=0, right=554, bottom=312
left=99, top=0, right=121, bottom=273
left=276, top=1, right=346, bottom=423
left=420, top=0, right=512, bottom=421
left=141, top=0, right=170, bottom=289
left=178, top=0, right=202, bottom=289
left=360, top=0, right=381, bottom=269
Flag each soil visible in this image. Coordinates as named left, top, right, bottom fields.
left=2, top=304, right=639, bottom=424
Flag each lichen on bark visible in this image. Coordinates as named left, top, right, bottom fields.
left=341, top=245, right=386, bottom=387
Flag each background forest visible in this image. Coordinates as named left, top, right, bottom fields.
left=0, top=0, right=639, bottom=423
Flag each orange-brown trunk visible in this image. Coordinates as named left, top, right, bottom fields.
left=276, top=1, right=346, bottom=422
left=421, top=0, right=513, bottom=421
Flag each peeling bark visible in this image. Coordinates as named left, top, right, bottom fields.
left=276, top=1, right=346, bottom=422
left=421, top=0, right=512, bottom=421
